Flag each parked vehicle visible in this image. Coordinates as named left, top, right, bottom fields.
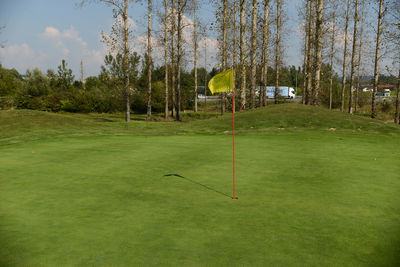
left=265, top=86, right=296, bottom=99
left=383, top=89, right=391, bottom=97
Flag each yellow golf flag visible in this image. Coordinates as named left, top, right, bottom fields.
left=208, top=69, right=234, bottom=95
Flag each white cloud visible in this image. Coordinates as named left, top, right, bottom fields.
left=0, top=17, right=220, bottom=77
left=41, top=26, right=60, bottom=38
left=38, top=26, right=106, bottom=76
left=0, top=26, right=107, bottom=77
left=0, top=43, right=47, bottom=71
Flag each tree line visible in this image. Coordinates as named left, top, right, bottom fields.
left=1, top=0, right=399, bottom=123
left=0, top=58, right=309, bottom=113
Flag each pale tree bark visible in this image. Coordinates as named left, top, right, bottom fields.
left=302, top=0, right=310, bottom=105
left=194, top=0, right=198, bottom=112
left=305, top=0, right=314, bottom=105
left=164, top=0, right=169, bottom=119
left=355, top=7, right=364, bottom=113
left=221, top=0, right=228, bottom=114
left=341, top=0, right=350, bottom=112
left=348, top=0, right=359, bottom=114
left=82, top=0, right=131, bottom=121
left=274, top=0, right=282, bottom=104
left=312, top=0, right=323, bottom=106
left=123, top=0, right=130, bottom=122
left=250, top=0, right=257, bottom=109
left=176, top=0, right=187, bottom=121
left=171, top=0, right=176, bottom=117
left=204, top=35, right=208, bottom=110
left=261, top=0, right=270, bottom=107
left=240, top=0, right=246, bottom=110
left=371, top=0, right=384, bottom=119
left=395, top=66, right=400, bottom=124
left=328, top=4, right=336, bottom=110
left=146, top=0, right=152, bottom=120
left=233, top=0, right=238, bottom=111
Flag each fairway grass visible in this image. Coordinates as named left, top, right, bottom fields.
left=1, top=105, right=400, bottom=266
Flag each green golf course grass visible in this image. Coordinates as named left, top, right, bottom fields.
left=1, top=104, right=400, bottom=266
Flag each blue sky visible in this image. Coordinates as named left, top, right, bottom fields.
left=0, top=0, right=304, bottom=78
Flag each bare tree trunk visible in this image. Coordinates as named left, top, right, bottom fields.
left=302, top=0, right=310, bottom=105
left=250, top=0, right=257, bottom=109
left=305, top=0, right=314, bottom=105
left=355, top=13, right=364, bottom=114
left=204, top=37, right=208, bottom=110
left=312, top=0, right=323, bottom=106
left=261, top=0, right=270, bottom=107
left=328, top=5, right=336, bottom=110
left=171, top=0, right=176, bottom=117
left=146, top=0, right=152, bottom=120
left=240, top=0, right=246, bottom=110
left=176, top=0, right=186, bottom=121
left=341, top=0, right=350, bottom=112
left=372, top=0, right=384, bottom=119
left=394, top=58, right=400, bottom=124
left=395, top=64, right=400, bottom=124
left=348, top=0, right=358, bottom=114
left=123, top=0, right=130, bottom=122
left=221, top=0, right=228, bottom=114
left=274, top=0, right=281, bottom=104
left=193, top=0, right=198, bottom=112
left=164, top=0, right=169, bottom=119
left=233, top=0, right=238, bottom=111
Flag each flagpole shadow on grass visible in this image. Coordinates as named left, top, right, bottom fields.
left=164, top=174, right=232, bottom=199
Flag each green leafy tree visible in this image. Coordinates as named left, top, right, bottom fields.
left=56, top=59, right=74, bottom=91
left=25, top=68, right=50, bottom=97
left=0, top=64, right=23, bottom=108
left=0, top=64, right=22, bottom=96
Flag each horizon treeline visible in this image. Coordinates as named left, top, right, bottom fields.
left=0, top=56, right=310, bottom=113
left=0, top=56, right=397, bottom=114
left=0, top=0, right=399, bottom=122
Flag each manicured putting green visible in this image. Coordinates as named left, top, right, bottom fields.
left=1, top=132, right=399, bottom=265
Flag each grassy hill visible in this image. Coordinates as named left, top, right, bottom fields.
left=1, top=104, right=400, bottom=266
left=1, top=104, right=399, bottom=145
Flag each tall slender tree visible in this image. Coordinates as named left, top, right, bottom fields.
left=261, top=0, right=270, bottom=107
left=122, top=0, right=130, bottom=121
left=233, top=0, right=238, bottom=111
left=250, top=0, right=257, bottom=108
left=204, top=31, right=208, bottom=110
left=90, top=0, right=132, bottom=121
left=305, top=0, right=314, bottom=105
left=341, top=0, right=351, bottom=112
left=395, top=65, right=400, bottom=124
left=164, top=0, right=169, bottom=119
left=193, top=0, right=198, bottom=112
left=170, top=0, right=176, bottom=117
left=221, top=0, right=228, bottom=114
left=355, top=2, right=365, bottom=113
left=371, top=0, right=384, bottom=118
left=328, top=2, right=337, bottom=109
left=348, top=0, right=359, bottom=114
left=239, top=0, right=246, bottom=110
left=274, top=0, right=282, bottom=104
left=312, top=0, right=323, bottom=106
left=176, top=0, right=188, bottom=121
left=302, top=0, right=310, bottom=105
left=146, top=0, right=152, bottom=120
